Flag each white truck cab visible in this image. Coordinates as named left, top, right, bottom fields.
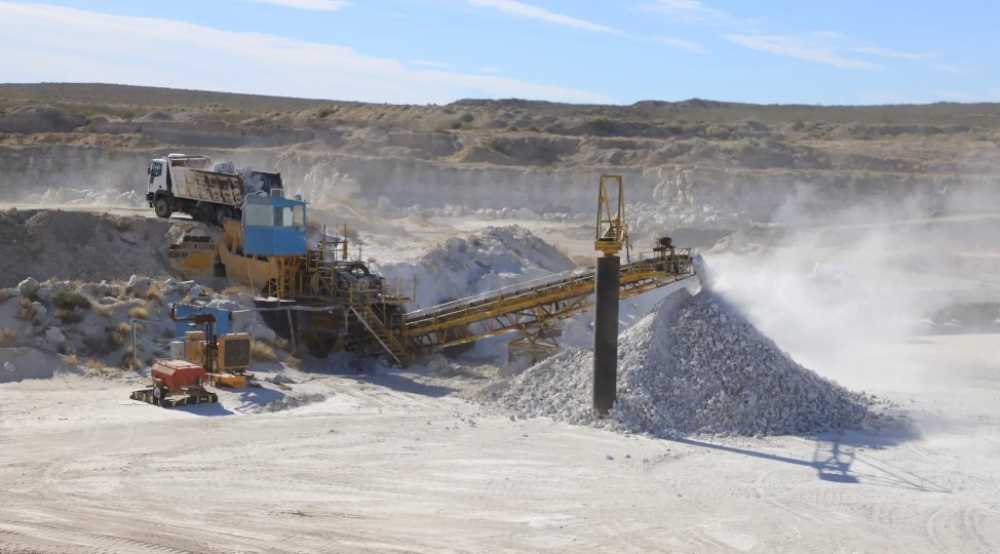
left=146, top=154, right=213, bottom=196
left=145, top=154, right=244, bottom=225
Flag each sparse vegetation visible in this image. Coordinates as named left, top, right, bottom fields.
left=83, top=357, right=120, bottom=378
left=0, top=327, right=16, bottom=347
left=55, top=308, right=84, bottom=324
left=145, top=284, right=164, bottom=306
left=16, top=298, right=37, bottom=321
left=109, top=322, right=132, bottom=349
left=128, top=305, right=149, bottom=320
left=52, top=290, right=91, bottom=311
left=118, top=347, right=140, bottom=370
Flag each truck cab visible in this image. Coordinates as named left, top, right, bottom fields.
left=146, top=153, right=245, bottom=224
left=146, top=154, right=213, bottom=198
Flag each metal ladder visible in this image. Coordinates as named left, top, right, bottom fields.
left=350, top=305, right=409, bottom=366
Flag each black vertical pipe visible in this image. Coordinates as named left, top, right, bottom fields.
left=593, top=254, right=620, bottom=416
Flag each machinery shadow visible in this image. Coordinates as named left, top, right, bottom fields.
left=350, top=369, right=457, bottom=398
left=169, top=385, right=289, bottom=416
left=299, top=353, right=458, bottom=398
left=670, top=424, right=949, bottom=494
left=173, top=402, right=234, bottom=417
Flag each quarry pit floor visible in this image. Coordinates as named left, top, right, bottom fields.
left=1, top=333, right=998, bottom=553
left=1, top=204, right=999, bottom=552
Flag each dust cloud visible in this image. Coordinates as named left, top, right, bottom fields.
left=703, top=184, right=1000, bottom=390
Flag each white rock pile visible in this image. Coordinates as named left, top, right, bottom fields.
left=488, top=287, right=873, bottom=437
left=379, top=225, right=575, bottom=309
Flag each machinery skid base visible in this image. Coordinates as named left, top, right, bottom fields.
left=130, top=388, right=219, bottom=408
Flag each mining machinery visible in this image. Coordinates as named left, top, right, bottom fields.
left=168, top=178, right=695, bottom=366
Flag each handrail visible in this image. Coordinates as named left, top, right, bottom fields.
left=404, top=254, right=693, bottom=325
left=404, top=268, right=591, bottom=318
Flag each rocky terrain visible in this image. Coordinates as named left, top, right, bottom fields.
left=2, top=83, right=999, bottom=237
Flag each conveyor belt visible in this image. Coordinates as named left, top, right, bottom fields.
left=403, top=252, right=695, bottom=351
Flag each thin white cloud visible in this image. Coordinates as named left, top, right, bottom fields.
left=248, top=0, right=351, bottom=12
left=726, top=34, right=880, bottom=70
left=654, top=36, right=707, bottom=55
left=852, top=46, right=932, bottom=61
left=642, top=0, right=745, bottom=26
left=469, top=0, right=616, bottom=33
left=646, top=2, right=941, bottom=72
left=0, top=2, right=610, bottom=104
left=930, top=63, right=963, bottom=74
left=411, top=59, right=453, bottom=70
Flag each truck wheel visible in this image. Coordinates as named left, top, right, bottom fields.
left=154, top=197, right=172, bottom=219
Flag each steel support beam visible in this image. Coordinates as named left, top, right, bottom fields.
left=593, top=254, right=620, bottom=416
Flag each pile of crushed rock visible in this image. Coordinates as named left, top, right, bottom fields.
left=379, top=225, right=575, bottom=309
left=485, top=287, right=876, bottom=437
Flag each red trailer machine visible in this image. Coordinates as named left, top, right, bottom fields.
left=130, top=359, right=219, bottom=407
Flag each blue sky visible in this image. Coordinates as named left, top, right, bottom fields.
left=1, top=0, right=996, bottom=105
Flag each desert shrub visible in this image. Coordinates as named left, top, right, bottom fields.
left=52, top=290, right=91, bottom=311
left=62, top=353, right=79, bottom=366
left=93, top=304, right=114, bottom=318
left=0, top=327, right=16, bottom=347
left=251, top=340, right=278, bottom=362
left=128, top=305, right=149, bottom=320
left=55, top=308, right=84, bottom=324
left=0, top=288, right=15, bottom=304
left=109, top=322, right=131, bottom=349
left=83, top=358, right=118, bottom=378
left=145, top=285, right=164, bottom=306
left=118, top=347, right=140, bottom=370
left=459, top=113, right=475, bottom=123
left=17, top=298, right=37, bottom=321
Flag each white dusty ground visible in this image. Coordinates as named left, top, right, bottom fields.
left=0, top=332, right=998, bottom=553
left=1, top=203, right=999, bottom=552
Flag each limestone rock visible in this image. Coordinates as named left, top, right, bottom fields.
left=17, top=277, right=39, bottom=298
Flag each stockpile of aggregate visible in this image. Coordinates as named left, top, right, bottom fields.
left=379, top=225, right=576, bottom=309
left=488, top=287, right=874, bottom=437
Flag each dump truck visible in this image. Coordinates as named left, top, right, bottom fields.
left=145, top=153, right=283, bottom=225
left=129, top=359, right=218, bottom=407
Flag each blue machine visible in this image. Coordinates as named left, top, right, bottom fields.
left=173, top=304, right=233, bottom=338
left=242, top=193, right=308, bottom=257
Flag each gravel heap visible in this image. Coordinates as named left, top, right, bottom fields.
left=488, top=287, right=874, bottom=437
left=379, top=225, right=575, bottom=309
